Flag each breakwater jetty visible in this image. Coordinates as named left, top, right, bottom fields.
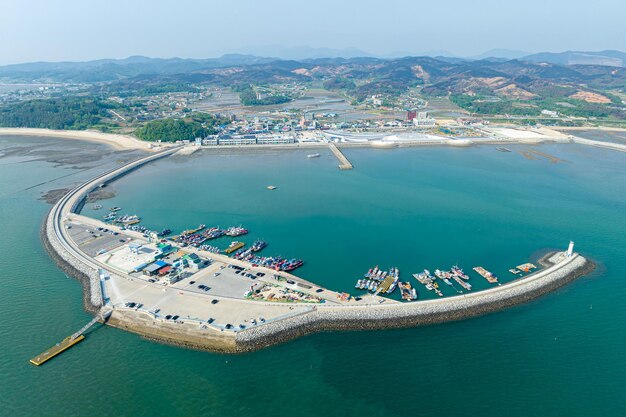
left=235, top=251, right=595, bottom=352
left=328, top=143, right=353, bottom=170
left=43, top=146, right=181, bottom=311
left=570, top=136, right=626, bottom=153
left=41, top=142, right=596, bottom=355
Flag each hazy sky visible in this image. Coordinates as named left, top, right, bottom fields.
left=1, top=0, right=625, bottom=64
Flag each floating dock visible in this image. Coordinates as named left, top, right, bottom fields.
left=451, top=275, right=472, bottom=291
left=376, top=274, right=396, bottom=293
left=29, top=312, right=109, bottom=366
left=225, top=242, right=245, bottom=254
left=473, top=266, right=499, bottom=284
left=30, top=335, right=85, bottom=366
left=328, top=143, right=353, bottom=170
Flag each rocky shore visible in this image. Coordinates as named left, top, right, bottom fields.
left=86, top=251, right=593, bottom=354
left=234, top=252, right=595, bottom=352
left=41, top=210, right=103, bottom=315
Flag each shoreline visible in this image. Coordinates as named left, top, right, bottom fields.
left=2, top=126, right=626, bottom=156
left=0, top=127, right=157, bottom=151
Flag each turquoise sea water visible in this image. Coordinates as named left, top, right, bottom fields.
left=2, top=136, right=626, bottom=416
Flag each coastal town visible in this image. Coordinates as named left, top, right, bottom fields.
left=5, top=0, right=626, bottom=415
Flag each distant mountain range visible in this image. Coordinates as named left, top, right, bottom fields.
left=0, top=51, right=625, bottom=111
left=522, top=50, right=626, bottom=67
left=2, top=49, right=625, bottom=84
left=0, top=54, right=278, bottom=83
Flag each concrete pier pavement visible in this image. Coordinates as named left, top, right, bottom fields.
left=328, top=143, right=353, bottom=170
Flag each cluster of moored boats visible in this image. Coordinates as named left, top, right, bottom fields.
left=249, top=256, right=304, bottom=272
left=233, top=240, right=268, bottom=260
left=174, top=225, right=249, bottom=247
left=355, top=266, right=406, bottom=297
left=356, top=264, right=486, bottom=301
left=104, top=213, right=141, bottom=225
left=97, top=204, right=307, bottom=271
left=232, top=240, right=304, bottom=271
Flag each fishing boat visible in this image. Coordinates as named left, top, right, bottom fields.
left=110, top=207, right=122, bottom=212
left=307, top=153, right=320, bottom=158
left=204, top=227, right=224, bottom=239
left=92, top=204, right=102, bottom=210
left=281, top=259, right=304, bottom=271
left=103, top=213, right=116, bottom=221
left=251, top=240, right=267, bottom=252
left=400, top=282, right=418, bottom=301
left=413, top=271, right=443, bottom=296
left=266, top=185, right=277, bottom=190
left=387, top=267, right=399, bottom=294
left=224, top=226, right=248, bottom=237
left=117, top=214, right=141, bottom=224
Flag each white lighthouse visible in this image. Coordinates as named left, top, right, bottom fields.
left=566, top=240, right=575, bottom=257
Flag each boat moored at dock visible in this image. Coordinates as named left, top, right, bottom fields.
left=224, top=241, right=245, bottom=254
left=400, top=281, right=418, bottom=301
left=473, top=266, right=499, bottom=284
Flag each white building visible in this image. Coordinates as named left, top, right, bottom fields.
left=541, top=110, right=559, bottom=118
left=414, top=112, right=437, bottom=127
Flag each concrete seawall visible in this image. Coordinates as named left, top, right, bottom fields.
left=235, top=252, right=595, bottom=352
left=43, top=147, right=181, bottom=313
left=41, top=213, right=102, bottom=314
left=570, top=137, right=626, bottom=153
left=88, top=251, right=595, bottom=354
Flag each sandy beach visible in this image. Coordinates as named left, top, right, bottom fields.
left=555, top=126, right=626, bottom=132
left=0, top=127, right=157, bottom=151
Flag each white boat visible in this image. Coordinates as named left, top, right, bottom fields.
left=307, top=153, right=320, bottom=158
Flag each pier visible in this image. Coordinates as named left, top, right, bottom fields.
left=328, top=143, right=353, bottom=170
left=30, top=310, right=110, bottom=366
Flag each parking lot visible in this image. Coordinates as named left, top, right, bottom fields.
left=169, top=262, right=262, bottom=299
left=67, top=222, right=129, bottom=257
